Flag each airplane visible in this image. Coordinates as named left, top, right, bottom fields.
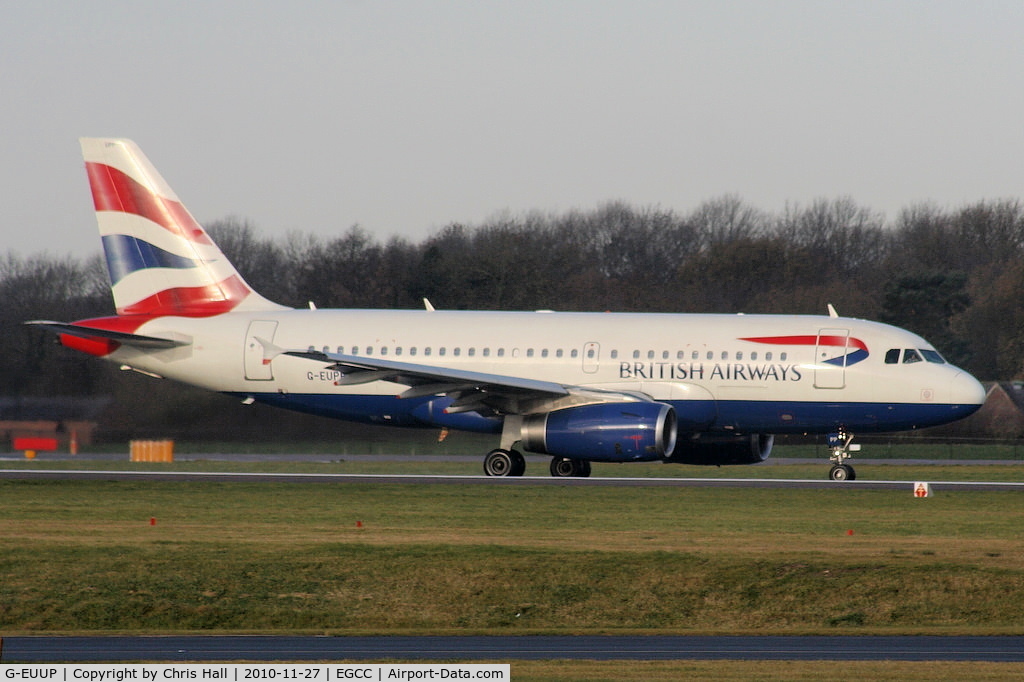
left=29, top=138, right=987, bottom=480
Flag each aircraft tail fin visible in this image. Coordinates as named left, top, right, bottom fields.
left=80, top=138, right=285, bottom=317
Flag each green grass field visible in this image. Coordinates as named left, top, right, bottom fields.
left=2, top=456, right=1023, bottom=676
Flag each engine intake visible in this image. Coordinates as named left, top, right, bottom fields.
left=667, top=433, right=774, bottom=465
left=521, top=402, right=677, bottom=462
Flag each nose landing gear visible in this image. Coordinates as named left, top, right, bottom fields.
left=827, top=430, right=860, bottom=481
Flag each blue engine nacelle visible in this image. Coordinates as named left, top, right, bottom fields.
left=666, top=433, right=774, bottom=465
left=521, top=402, right=677, bottom=462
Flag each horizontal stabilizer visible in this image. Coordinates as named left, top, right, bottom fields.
left=26, top=320, right=189, bottom=349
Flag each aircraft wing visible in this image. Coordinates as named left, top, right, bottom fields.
left=277, top=346, right=648, bottom=415
left=25, top=320, right=188, bottom=349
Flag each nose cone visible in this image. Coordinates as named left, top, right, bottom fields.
left=950, top=371, right=987, bottom=415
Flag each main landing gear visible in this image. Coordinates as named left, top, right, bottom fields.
left=483, top=448, right=526, bottom=477
left=481, top=449, right=593, bottom=477
left=827, top=430, right=860, bottom=481
left=549, top=457, right=591, bottom=478
left=482, top=416, right=593, bottom=477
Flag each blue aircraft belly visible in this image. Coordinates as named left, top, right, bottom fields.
left=702, top=399, right=981, bottom=434
left=233, top=392, right=504, bottom=433
left=233, top=392, right=980, bottom=438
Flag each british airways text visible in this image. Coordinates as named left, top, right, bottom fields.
left=619, top=362, right=803, bottom=382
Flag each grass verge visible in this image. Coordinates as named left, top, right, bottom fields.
left=1, top=480, right=1023, bottom=634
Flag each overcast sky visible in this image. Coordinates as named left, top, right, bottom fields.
left=4, top=1, right=1023, bottom=257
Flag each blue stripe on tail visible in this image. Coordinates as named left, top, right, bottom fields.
left=102, top=234, right=199, bottom=285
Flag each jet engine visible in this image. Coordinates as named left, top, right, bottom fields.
left=521, top=402, right=677, bottom=462
left=667, top=433, right=774, bottom=465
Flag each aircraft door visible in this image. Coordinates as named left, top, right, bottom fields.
left=244, top=320, right=278, bottom=381
left=814, top=328, right=848, bottom=389
left=582, top=342, right=600, bottom=373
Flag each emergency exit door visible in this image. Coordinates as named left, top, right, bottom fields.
left=814, top=328, right=849, bottom=389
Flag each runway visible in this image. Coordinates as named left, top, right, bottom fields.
left=1, top=468, right=1023, bottom=491
left=4, top=635, right=1024, bottom=662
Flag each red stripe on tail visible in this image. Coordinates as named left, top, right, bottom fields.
left=85, top=161, right=212, bottom=244
left=116, top=275, right=253, bottom=317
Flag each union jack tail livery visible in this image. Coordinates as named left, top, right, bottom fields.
left=81, top=138, right=282, bottom=316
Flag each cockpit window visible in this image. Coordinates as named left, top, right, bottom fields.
left=903, top=349, right=923, bottom=364
left=921, top=349, right=946, bottom=364
left=885, top=349, right=901, bottom=364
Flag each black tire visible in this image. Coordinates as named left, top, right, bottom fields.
left=845, top=464, right=857, bottom=481
left=829, top=464, right=851, bottom=481
left=509, top=449, right=526, bottom=477
left=550, top=457, right=590, bottom=477
left=484, top=449, right=514, bottom=477
left=550, top=457, right=577, bottom=477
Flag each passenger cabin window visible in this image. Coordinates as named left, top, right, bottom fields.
left=610, top=350, right=617, bottom=359
left=885, top=349, right=901, bottom=364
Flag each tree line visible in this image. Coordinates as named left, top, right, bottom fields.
left=4, top=195, right=1023, bottom=438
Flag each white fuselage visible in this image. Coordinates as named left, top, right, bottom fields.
left=108, top=309, right=986, bottom=436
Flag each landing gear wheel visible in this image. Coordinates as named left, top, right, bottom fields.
left=509, top=449, right=526, bottom=477
left=550, top=457, right=591, bottom=477
left=829, top=464, right=855, bottom=481
left=484, top=449, right=516, bottom=477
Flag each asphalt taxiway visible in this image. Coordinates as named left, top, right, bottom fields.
left=1, top=468, right=1022, bottom=491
